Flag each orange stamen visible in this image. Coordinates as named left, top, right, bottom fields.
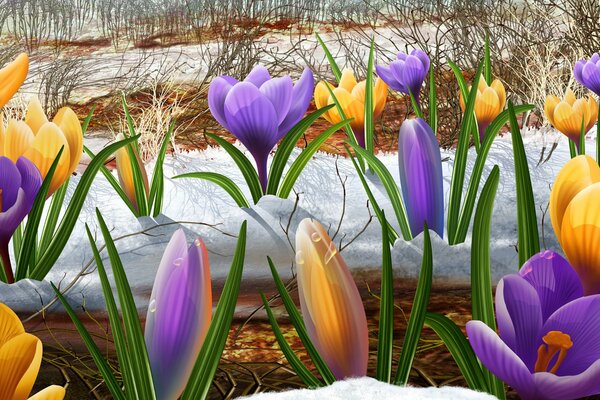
left=534, top=331, right=573, bottom=374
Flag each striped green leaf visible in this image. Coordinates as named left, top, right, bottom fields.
left=428, top=65, right=437, bottom=133
left=316, top=33, right=342, bottom=81
left=376, top=210, right=394, bottom=383
left=149, top=119, right=175, bottom=216
left=173, top=172, right=250, bottom=208
left=364, top=37, right=375, bottom=154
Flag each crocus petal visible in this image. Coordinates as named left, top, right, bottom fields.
left=27, top=385, right=66, bottom=400
left=373, top=78, right=388, bottom=118
left=494, top=274, right=543, bottom=370
left=278, top=68, right=313, bottom=137
left=586, top=96, right=598, bottom=133
left=560, top=183, right=600, bottom=294
left=24, top=97, right=48, bottom=135
left=0, top=156, right=22, bottom=211
left=314, top=81, right=335, bottom=124
left=4, top=120, right=34, bottom=162
left=23, top=122, right=70, bottom=196
left=244, top=65, right=271, bottom=88
left=0, top=53, right=28, bottom=110
left=15, top=157, right=41, bottom=212
left=412, top=49, right=430, bottom=73
left=564, top=89, right=577, bottom=106
left=52, top=107, right=83, bottom=176
left=329, top=88, right=364, bottom=136
left=114, top=133, right=149, bottom=213
left=474, top=87, right=500, bottom=129
left=223, top=82, right=279, bottom=156
left=490, top=79, right=506, bottom=112
left=401, top=54, right=427, bottom=99
left=466, top=321, right=536, bottom=399
left=397, top=118, right=444, bottom=237
left=574, top=60, right=585, bottom=87
left=13, top=337, right=42, bottom=400
left=549, top=155, right=600, bottom=244
left=519, top=250, right=583, bottom=321
left=375, top=64, right=405, bottom=92
left=0, top=190, right=30, bottom=242
left=0, top=333, right=39, bottom=400
left=533, top=360, right=600, bottom=400
left=295, top=218, right=368, bottom=379
left=260, top=76, right=293, bottom=126
left=208, top=76, right=237, bottom=131
left=389, top=60, right=407, bottom=90
left=582, top=62, right=600, bottom=96
left=145, top=229, right=212, bottom=400
left=542, top=295, right=600, bottom=375
left=0, top=303, right=25, bottom=348
left=544, top=95, right=560, bottom=126
left=339, top=69, right=357, bottom=92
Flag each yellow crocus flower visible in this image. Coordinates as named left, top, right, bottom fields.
left=114, top=132, right=149, bottom=213
left=0, top=96, right=83, bottom=195
left=545, top=89, right=597, bottom=148
left=550, top=155, right=600, bottom=294
left=314, top=69, right=388, bottom=147
left=459, top=75, right=506, bottom=142
left=0, top=303, right=65, bottom=400
left=0, top=53, right=28, bottom=109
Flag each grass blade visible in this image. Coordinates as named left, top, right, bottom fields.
left=428, top=65, right=437, bottom=133
left=52, top=282, right=126, bottom=400
left=174, top=172, right=250, bottom=208
left=267, top=257, right=336, bottom=384
left=579, top=117, right=586, bottom=155
left=316, top=33, right=342, bottom=81
left=407, top=87, right=423, bottom=118
left=277, top=119, right=350, bottom=198
left=261, top=292, right=323, bottom=387
left=85, top=225, right=138, bottom=398
left=471, top=165, right=505, bottom=399
left=149, top=120, right=174, bottom=216
left=96, top=209, right=156, bottom=400
left=206, top=133, right=263, bottom=203
left=424, top=313, right=489, bottom=392
left=453, top=104, right=535, bottom=244
left=364, top=37, right=375, bottom=154
left=447, top=60, right=484, bottom=244
left=376, top=210, right=394, bottom=383
left=484, top=33, right=492, bottom=85
left=395, top=223, right=433, bottom=384
left=38, top=180, right=69, bottom=253
left=350, top=143, right=412, bottom=240
left=508, top=102, right=539, bottom=267
left=267, top=105, right=334, bottom=195
left=82, top=105, right=96, bottom=135
left=30, top=135, right=139, bottom=280
left=121, top=102, right=149, bottom=216
left=16, top=147, right=64, bottom=280
left=182, top=221, right=247, bottom=400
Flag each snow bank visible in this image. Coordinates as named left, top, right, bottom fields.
left=0, top=128, right=579, bottom=312
left=238, top=377, right=497, bottom=400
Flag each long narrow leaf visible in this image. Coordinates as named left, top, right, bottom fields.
left=376, top=210, right=394, bottom=383
left=267, top=257, right=336, bottom=384
left=52, top=283, right=126, bottom=400
left=278, top=119, right=350, bottom=198
left=174, top=172, right=250, bottom=208
left=39, top=180, right=70, bottom=253
left=316, top=33, right=342, bottom=81
left=267, top=105, right=334, bottom=195
left=508, top=102, right=539, bottom=266
left=470, top=165, right=505, bottom=399
left=182, top=221, right=247, bottom=400
left=121, top=108, right=149, bottom=216
left=96, top=209, right=156, bottom=400
left=395, top=224, right=433, bottom=384
left=407, top=87, right=423, bottom=118
left=260, top=292, right=323, bottom=387
left=82, top=105, right=96, bottom=135
left=149, top=120, right=175, bottom=216
left=364, top=37, right=375, bottom=154
left=428, top=65, right=437, bottom=133
left=424, top=313, right=489, bottom=392
left=484, top=34, right=492, bottom=85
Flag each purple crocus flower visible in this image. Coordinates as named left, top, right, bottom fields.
left=208, top=65, right=314, bottom=192
left=398, top=118, right=444, bottom=238
left=144, top=229, right=212, bottom=400
left=467, top=250, right=600, bottom=400
left=0, top=156, right=41, bottom=283
left=376, top=49, right=430, bottom=105
left=574, top=53, right=600, bottom=96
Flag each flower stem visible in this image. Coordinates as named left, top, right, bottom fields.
left=255, top=156, right=268, bottom=194
left=0, top=242, right=14, bottom=284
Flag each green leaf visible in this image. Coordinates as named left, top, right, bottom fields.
left=267, top=105, right=335, bottom=195
left=206, top=133, right=263, bottom=203
left=16, top=147, right=64, bottom=281
left=96, top=209, right=156, bottom=400
left=52, top=282, right=126, bottom=400
left=569, top=139, right=577, bottom=159
left=38, top=179, right=70, bottom=254
left=148, top=119, right=174, bottom=216
left=428, top=65, right=437, bottom=133
left=316, top=33, right=342, bottom=81
left=447, top=60, right=484, bottom=244
left=85, top=225, right=139, bottom=398
left=82, top=105, right=96, bottom=135
left=579, top=116, right=586, bottom=156
left=453, top=104, right=535, bottom=244
left=121, top=93, right=140, bottom=152
left=267, top=257, right=336, bottom=384
left=407, top=87, right=423, bottom=118
left=277, top=119, right=351, bottom=198
left=173, top=172, right=250, bottom=208
left=395, top=224, right=433, bottom=384
left=349, top=143, right=413, bottom=240
left=508, top=102, right=539, bottom=267
left=484, top=33, right=492, bottom=85
left=261, top=292, right=323, bottom=387
left=347, top=147, right=399, bottom=244
left=424, top=313, right=489, bottom=392
left=470, top=165, right=505, bottom=399
left=29, top=135, right=140, bottom=280
left=364, top=37, right=375, bottom=154
left=182, top=221, right=247, bottom=400
left=376, top=210, right=394, bottom=383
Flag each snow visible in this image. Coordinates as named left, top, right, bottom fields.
left=0, top=127, right=580, bottom=314
left=238, top=377, right=497, bottom=400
